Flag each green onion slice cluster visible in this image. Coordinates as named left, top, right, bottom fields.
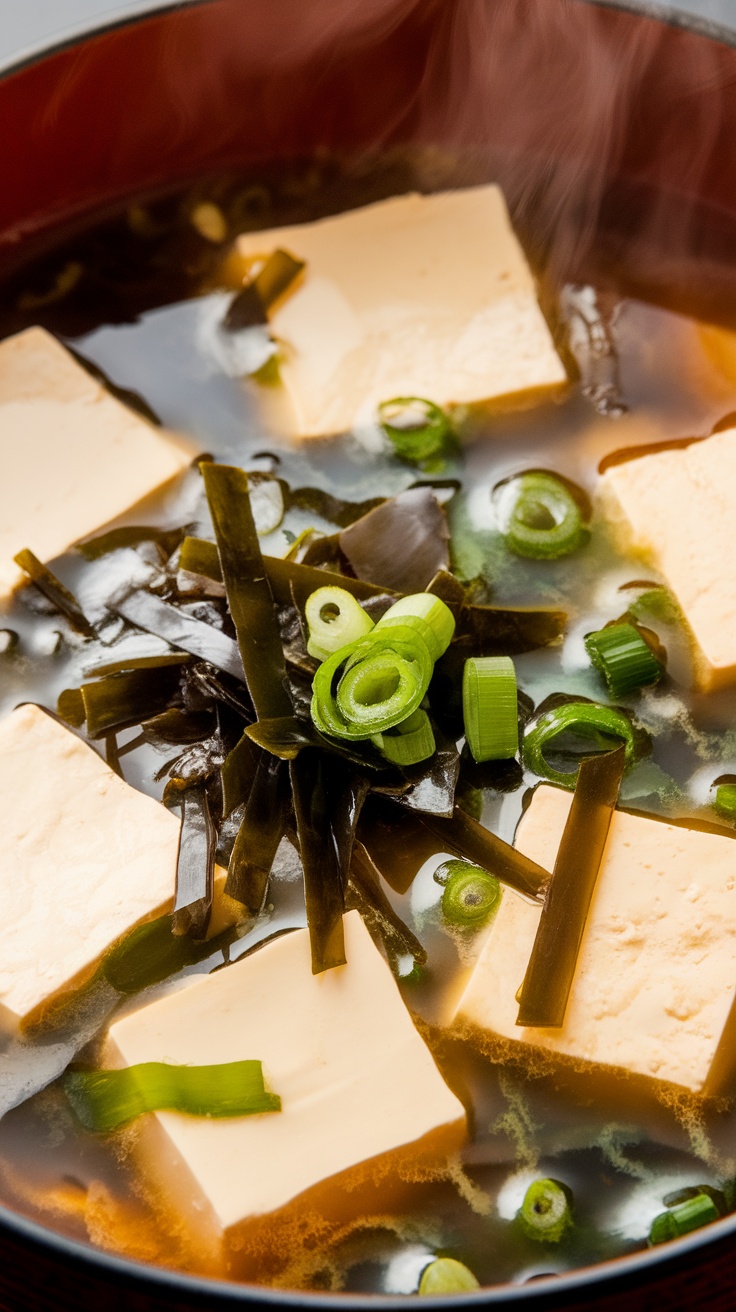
left=523, top=701, right=637, bottom=788
left=585, top=622, right=663, bottom=699
left=498, top=472, right=586, bottom=560
left=309, top=592, right=455, bottom=765
left=377, top=396, right=451, bottom=465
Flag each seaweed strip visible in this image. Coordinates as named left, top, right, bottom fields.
left=339, top=488, right=449, bottom=593
left=245, top=715, right=385, bottom=770
left=202, top=464, right=292, bottom=720
left=14, top=550, right=95, bottom=637
left=85, top=652, right=192, bottom=678
left=104, top=733, right=123, bottom=778
left=141, top=708, right=216, bottom=746
left=516, top=745, right=625, bottom=1028
left=329, top=769, right=371, bottom=881
left=171, top=785, right=216, bottom=939
left=454, top=604, right=567, bottom=656
left=221, top=731, right=259, bottom=818
left=394, top=725, right=460, bottom=818
left=116, top=592, right=244, bottom=681
left=290, top=749, right=346, bottom=973
left=348, top=841, right=426, bottom=966
left=104, top=913, right=234, bottom=994
left=422, top=806, right=549, bottom=902
left=358, top=796, right=443, bottom=895
left=57, top=688, right=86, bottom=728
left=226, top=752, right=290, bottom=911
left=77, top=525, right=186, bottom=561
left=179, top=536, right=222, bottom=582
left=289, top=486, right=386, bottom=528
left=69, top=667, right=182, bottom=738
left=265, top=555, right=389, bottom=611
left=426, top=569, right=467, bottom=615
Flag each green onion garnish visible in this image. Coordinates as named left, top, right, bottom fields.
left=377, top=592, right=455, bottom=661
left=378, top=397, right=450, bottom=464
left=311, top=625, right=433, bottom=740
left=418, top=1258, right=480, bottom=1295
left=713, top=783, right=736, bottom=824
left=518, top=1179, right=573, bottom=1243
left=584, top=622, right=663, bottom=699
left=649, top=1192, right=720, bottom=1246
left=438, top=860, right=501, bottom=928
left=372, top=709, right=436, bottom=766
left=64, top=1061, right=281, bottom=1134
left=462, top=655, right=518, bottom=762
left=523, top=701, right=636, bottom=788
left=499, top=472, right=585, bottom=560
left=304, top=586, right=374, bottom=662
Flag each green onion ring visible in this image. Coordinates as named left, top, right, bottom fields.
left=305, top=585, right=374, bottom=662
left=372, top=709, right=436, bottom=766
left=523, top=701, right=637, bottom=787
left=418, top=1259, right=479, bottom=1295
left=584, top=622, right=663, bottom=699
left=462, top=655, right=518, bottom=761
left=499, top=472, right=585, bottom=560
left=378, top=396, right=450, bottom=464
left=438, top=860, right=502, bottom=927
left=376, top=592, right=455, bottom=662
left=518, top=1179, right=573, bottom=1243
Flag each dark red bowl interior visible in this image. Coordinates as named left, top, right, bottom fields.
left=1, top=0, right=736, bottom=1307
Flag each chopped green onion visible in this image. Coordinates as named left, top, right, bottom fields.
left=713, top=783, right=736, bottom=824
left=378, top=397, right=450, bottom=464
left=518, top=1179, right=573, bottom=1243
left=462, top=656, right=518, bottom=762
left=627, top=586, right=680, bottom=625
left=372, top=709, right=436, bottom=766
left=523, top=701, right=637, bottom=788
left=439, top=860, right=501, bottom=927
left=311, top=626, right=433, bottom=740
left=418, top=1258, right=480, bottom=1295
left=376, top=592, right=455, bottom=661
left=64, top=1061, right=281, bottom=1133
left=649, top=1192, right=720, bottom=1246
left=337, top=654, right=421, bottom=734
left=304, top=586, right=374, bottom=662
left=585, top=622, right=663, bottom=699
left=499, top=473, right=585, bottom=560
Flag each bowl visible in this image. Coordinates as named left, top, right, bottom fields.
left=1, top=1, right=736, bottom=1307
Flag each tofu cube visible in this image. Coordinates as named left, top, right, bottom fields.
left=0, top=704, right=233, bottom=1031
left=454, top=785, right=736, bottom=1095
left=236, top=187, right=567, bottom=439
left=598, top=428, right=736, bottom=691
left=106, top=910, right=466, bottom=1273
left=0, top=327, right=193, bottom=595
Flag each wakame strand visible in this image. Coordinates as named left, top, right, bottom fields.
left=499, top=472, right=586, bottom=560
left=585, top=621, right=663, bottom=699
left=463, top=655, right=518, bottom=762
left=516, top=745, right=625, bottom=1028
left=378, top=397, right=451, bottom=464
left=64, top=1061, right=280, bottom=1133
left=14, top=549, right=95, bottom=637
left=523, top=701, right=637, bottom=788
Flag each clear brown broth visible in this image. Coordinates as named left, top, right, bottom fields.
left=1, top=158, right=736, bottom=1292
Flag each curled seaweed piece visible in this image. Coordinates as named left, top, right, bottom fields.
left=516, top=745, right=626, bottom=1028
left=290, top=749, right=346, bottom=974
left=339, top=488, right=449, bottom=593
left=116, top=591, right=244, bottom=682
left=171, top=784, right=216, bottom=940
left=288, top=485, right=386, bottom=528
left=202, top=464, right=292, bottom=721
left=14, top=550, right=95, bottom=637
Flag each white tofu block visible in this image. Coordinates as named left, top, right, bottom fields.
left=598, top=428, right=736, bottom=691
left=0, top=327, right=194, bottom=595
left=0, top=705, right=234, bottom=1031
left=454, top=785, right=736, bottom=1094
left=236, top=187, right=567, bottom=439
left=107, top=910, right=466, bottom=1269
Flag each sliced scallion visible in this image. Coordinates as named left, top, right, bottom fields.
left=378, top=397, right=450, bottom=464
left=518, top=1179, right=573, bottom=1243
left=311, top=626, right=433, bottom=740
left=377, top=592, right=455, bottom=661
left=523, top=701, right=636, bottom=788
left=713, top=783, right=736, bottom=824
left=649, top=1192, right=719, bottom=1246
left=418, top=1259, right=479, bottom=1295
left=372, top=709, right=436, bottom=766
left=585, top=622, right=663, bottom=699
left=304, top=586, right=374, bottom=662
left=463, top=656, right=518, bottom=762
left=499, top=473, right=585, bottom=560
left=64, top=1061, right=280, bottom=1133
left=438, top=860, right=501, bottom=927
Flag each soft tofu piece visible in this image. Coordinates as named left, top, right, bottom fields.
left=106, top=910, right=466, bottom=1270
left=598, top=428, right=736, bottom=691
left=0, top=327, right=193, bottom=595
left=0, top=704, right=234, bottom=1031
left=236, top=186, right=567, bottom=439
left=454, top=785, right=736, bottom=1094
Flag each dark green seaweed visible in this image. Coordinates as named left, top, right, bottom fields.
left=171, top=784, right=216, bottom=939
left=245, top=715, right=385, bottom=771
left=202, top=464, right=292, bottom=720
left=179, top=536, right=222, bottom=582
left=226, top=752, right=291, bottom=911
left=61, top=667, right=182, bottom=739
left=220, top=731, right=259, bottom=818
left=516, top=745, right=626, bottom=1028
left=266, top=555, right=389, bottom=610
left=358, top=796, right=445, bottom=895
left=104, top=912, right=235, bottom=993
left=14, top=549, right=95, bottom=637
left=290, top=750, right=346, bottom=974
left=339, top=488, right=449, bottom=593
left=85, top=652, right=192, bottom=678
left=348, top=841, right=426, bottom=966
left=77, top=525, right=186, bottom=561
left=116, top=592, right=244, bottom=682
left=423, top=805, right=549, bottom=902
left=289, top=486, right=386, bottom=528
